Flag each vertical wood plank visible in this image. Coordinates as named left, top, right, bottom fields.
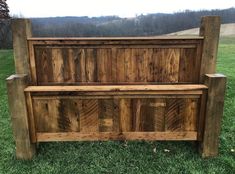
left=99, top=100, right=114, bottom=132
left=6, top=74, right=36, bottom=160
left=132, top=99, right=142, bottom=131
left=116, top=49, right=125, bottom=82
left=74, top=49, right=86, bottom=82
left=52, top=48, right=64, bottom=83
left=183, top=99, right=198, bottom=131
left=33, top=99, right=50, bottom=132
left=153, top=49, right=180, bottom=83
left=125, top=49, right=136, bottom=82
left=153, top=99, right=166, bottom=131
left=119, top=99, right=132, bottom=131
left=200, top=74, right=226, bottom=157
left=165, top=99, right=185, bottom=131
left=199, top=16, right=221, bottom=82
left=111, top=48, right=118, bottom=83
left=97, top=49, right=112, bottom=82
left=35, top=48, right=53, bottom=84
left=58, top=99, right=80, bottom=132
left=85, top=49, right=97, bottom=82
left=11, top=19, right=32, bottom=76
left=80, top=100, right=99, bottom=132
left=112, top=99, right=120, bottom=132
left=67, top=48, right=76, bottom=82
left=178, top=48, right=197, bottom=83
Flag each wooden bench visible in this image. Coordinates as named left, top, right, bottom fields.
left=7, top=16, right=226, bottom=159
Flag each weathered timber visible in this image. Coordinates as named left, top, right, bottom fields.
left=199, top=16, right=221, bottom=82
left=6, top=75, right=36, bottom=159
left=7, top=16, right=226, bottom=159
left=200, top=74, right=226, bottom=157
left=11, top=19, right=32, bottom=76
left=36, top=132, right=198, bottom=142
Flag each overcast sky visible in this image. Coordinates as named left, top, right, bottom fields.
left=8, top=0, right=235, bottom=18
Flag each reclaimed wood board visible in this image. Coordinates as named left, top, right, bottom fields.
left=29, top=94, right=200, bottom=142
left=28, top=38, right=203, bottom=85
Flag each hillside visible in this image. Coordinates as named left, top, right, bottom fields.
left=167, top=23, right=235, bottom=36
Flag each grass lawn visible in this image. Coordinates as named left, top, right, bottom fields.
left=0, top=38, right=234, bottom=174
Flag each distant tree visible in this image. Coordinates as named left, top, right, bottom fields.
left=0, top=0, right=11, bottom=49
left=0, top=0, right=10, bottom=18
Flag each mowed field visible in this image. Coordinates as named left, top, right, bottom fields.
left=0, top=37, right=234, bottom=174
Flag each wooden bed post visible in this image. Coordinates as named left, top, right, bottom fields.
left=199, top=16, right=221, bottom=81
left=7, top=75, right=36, bottom=159
left=199, top=16, right=224, bottom=157
left=6, top=19, right=36, bottom=159
left=201, top=74, right=226, bottom=157
left=11, top=18, right=32, bottom=76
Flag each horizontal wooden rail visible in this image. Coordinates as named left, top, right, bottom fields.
left=27, top=36, right=204, bottom=41
left=25, top=84, right=207, bottom=92
left=36, top=132, right=198, bottom=142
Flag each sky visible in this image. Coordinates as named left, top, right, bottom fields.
left=8, top=0, right=235, bottom=18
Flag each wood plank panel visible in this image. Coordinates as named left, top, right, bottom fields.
left=125, top=49, right=136, bottom=82
left=85, top=49, right=97, bottom=82
left=97, top=49, right=112, bottom=82
left=35, top=48, right=53, bottom=84
left=178, top=48, right=197, bottom=82
left=152, top=48, right=180, bottom=82
left=58, top=99, right=80, bottom=132
left=74, top=49, right=86, bottom=82
left=32, top=45, right=201, bottom=85
left=25, top=84, right=207, bottom=92
left=119, top=99, right=132, bottom=131
left=152, top=99, right=166, bottom=131
left=33, top=99, right=60, bottom=132
left=116, top=49, right=125, bottom=82
left=165, top=98, right=185, bottom=131
left=52, top=49, right=64, bottom=83
left=80, top=99, right=99, bottom=132
left=37, top=131, right=198, bottom=142
left=183, top=99, right=198, bottom=131
left=99, top=100, right=114, bottom=132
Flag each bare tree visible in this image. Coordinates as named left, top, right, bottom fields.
left=0, top=0, right=10, bottom=18
left=0, top=0, right=11, bottom=49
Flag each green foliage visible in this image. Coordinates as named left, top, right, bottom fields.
left=0, top=39, right=235, bottom=173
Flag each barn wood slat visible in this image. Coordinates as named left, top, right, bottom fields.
left=36, top=131, right=198, bottom=142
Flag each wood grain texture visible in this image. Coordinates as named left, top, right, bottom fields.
left=37, top=131, right=198, bottom=142
left=11, top=19, right=32, bottom=76
left=199, top=16, right=221, bottom=82
left=6, top=75, right=36, bottom=159
left=200, top=74, right=226, bottom=157
left=30, top=39, right=202, bottom=85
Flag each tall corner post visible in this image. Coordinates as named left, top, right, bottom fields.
left=11, top=18, right=32, bottom=75
left=199, top=16, right=221, bottom=82
left=6, top=75, right=36, bottom=160
left=198, top=16, right=225, bottom=157
left=7, top=19, right=35, bottom=159
left=200, top=74, right=226, bottom=157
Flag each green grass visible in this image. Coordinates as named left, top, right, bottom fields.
left=0, top=38, right=235, bottom=174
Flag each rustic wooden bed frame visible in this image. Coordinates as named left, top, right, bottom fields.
left=7, top=16, right=226, bottom=159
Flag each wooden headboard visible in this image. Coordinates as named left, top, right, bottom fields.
left=8, top=16, right=227, bottom=159
left=28, top=37, right=203, bottom=85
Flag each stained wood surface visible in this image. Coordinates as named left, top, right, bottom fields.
left=11, top=19, right=32, bottom=76
left=29, top=94, right=200, bottom=140
left=6, top=75, right=36, bottom=159
left=28, top=38, right=203, bottom=85
left=25, top=84, right=207, bottom=92
left=199, top=16, right=221, bottom=82
left=37, top=131, right=198, bottom=142
left=201, top=74, right=226, bottom=157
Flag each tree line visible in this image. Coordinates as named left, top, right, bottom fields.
left=1, top=7, right=235, bottom=49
